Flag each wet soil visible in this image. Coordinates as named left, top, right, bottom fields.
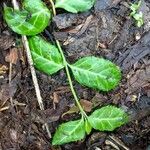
left=0, top=0, right=150, bottom=150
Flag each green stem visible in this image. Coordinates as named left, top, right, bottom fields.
left=49, top=0, right=56, bottom=16
left=56, top=41, right=87, bottom=118
left=49, top=0, right=87, bottom=118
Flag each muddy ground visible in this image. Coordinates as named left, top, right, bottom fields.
left=0, top=0, right=150, bottom=150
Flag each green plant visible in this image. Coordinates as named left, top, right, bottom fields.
left=4, top=0, right=128, bottom=145
left=55, top=0, right=96, bottom=13
left=130, top=0, right=144, bottom=27
left=4, top=0, right=51, bottom=35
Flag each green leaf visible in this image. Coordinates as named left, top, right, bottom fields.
left=55, top=0, right=96, bottom=13
left=52, top=118, right=86, bottom=145
left=70, top=56, right=121, bottom=91
left=85, top=119, right=92, bottom=134
left=4, top=0, right=51, bottom=35
left=28, top=36, right=64, bottom=75
left=88, top=105, right=128, bottom=131
left=130, top=0, right=141, bottom=13
left=133, top=12, right=144, bottom=27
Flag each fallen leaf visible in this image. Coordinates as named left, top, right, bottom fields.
left=61, top=99, right=93, bottom=118
left=61, top=105, right=79, bottom=118
left=80, top=99, right=93, bottom=112
left=5, top=48, right=18, bottom=64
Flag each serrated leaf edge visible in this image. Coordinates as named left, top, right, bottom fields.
left=88, top=106, right=128, bottom=131
left=52, top=119, right=85, bottom=145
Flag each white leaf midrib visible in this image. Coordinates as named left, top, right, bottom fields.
left=32, top=51, right=63, bottom=68
left=57, top=119, right=84, bottom=144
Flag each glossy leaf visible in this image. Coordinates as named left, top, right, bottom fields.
left=28, top=36, right=64, bottom=75
left=52, top=118, right=85, bottom=145
left=70, top=56, right=121, bottom=91
left=4, top=0, right=51, bottom=35
left=55, top=0, right=96, bottom=13
left=88, top=105, right=128, bottom=131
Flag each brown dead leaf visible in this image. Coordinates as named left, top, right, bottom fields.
left=61, top=105, right=79, bottom=118
left=80, top=99, right=93, bottom=112
left=62, top=99, right=93, bottom=118
left=5, top=48, right=18, bottom=64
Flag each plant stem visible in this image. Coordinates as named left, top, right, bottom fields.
left=12, top=0, right=52, bottom=138
left=48, top=0, right=87, bottom=118
left=56, top=41, right=87, bottom=117
left=49, top=0, right=56, bottom=16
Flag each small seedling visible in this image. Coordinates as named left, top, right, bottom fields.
left=130, top=0, right=144, bottom=27
left=4, top=0, right=128, bottom=145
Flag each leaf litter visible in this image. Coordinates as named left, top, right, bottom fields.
left=0, top=0, right=150, bottom=149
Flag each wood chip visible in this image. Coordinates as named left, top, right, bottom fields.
left=0, top=34, right=14, bottom=50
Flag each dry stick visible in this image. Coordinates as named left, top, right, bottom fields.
left=11, top=0, right=51, bottom=138
left=9, top=62, right=13, bottom=106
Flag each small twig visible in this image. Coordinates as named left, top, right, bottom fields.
left=22, top=36, right=45, bottom=110
left=9, top=62, right=13, bottom=106
left=9, top=63, right=12, bottom=84
left=0, top=106, right=10, bottom=112
left=11, top=0, right=51, bottom=138
left=108, top=135, right=129, bottom=150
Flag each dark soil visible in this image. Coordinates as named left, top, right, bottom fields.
left=0, top=0, right=150, bottom=150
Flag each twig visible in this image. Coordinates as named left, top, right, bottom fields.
left=11, top=0, right=51, bottom=138
left=9, top=62, right=13, bottom=106
left=22, top=36, right=45, bottom=110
